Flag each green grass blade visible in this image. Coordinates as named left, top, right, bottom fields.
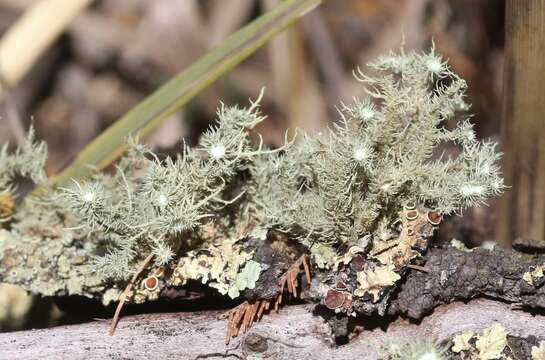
left=47, top=0, right=323, bottom=187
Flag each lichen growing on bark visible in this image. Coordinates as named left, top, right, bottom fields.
left=0, top=47, right=505, bottom=323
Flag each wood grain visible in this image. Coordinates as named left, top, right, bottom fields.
left=1, top=299, right=544, bottom=359
left=497, top=0, right=545, bottom=247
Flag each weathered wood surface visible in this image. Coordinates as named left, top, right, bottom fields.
left=0, top=299, right=544, bottom=360
left=497, top=0, right=545, bottom=248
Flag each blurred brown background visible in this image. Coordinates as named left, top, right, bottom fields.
left=0, top=0, right=507, bottom=330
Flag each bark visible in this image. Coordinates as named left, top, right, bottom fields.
left=309, top=245, right=545, bottom=323
left=0, top=299, right=544, bottom=360
left=389, top=246, right=545, bottom=318
left=2, top=246, right=545, bottom=359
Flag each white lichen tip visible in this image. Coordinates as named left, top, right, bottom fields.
left=82, top=191, right=95, bottom=203
left=460, top=184, right=486, bottom=197
left=353, top=147, right=370, bottom=162
left=381, top=182, right=393, bottom=193
left=477, top=163, right=491, bottom=176
left=491, top=179, right=504, bottom=192
left=156, top=194, right=168, bottom=207
left=210, top=144, right=226, bottom=160
left=425, top=57, right=444, bottom=75
left=360, top=107, right=375, bottom=121
left=417, top=352, right=442, bottom=360
left=462, top=128, right=476, bottom=142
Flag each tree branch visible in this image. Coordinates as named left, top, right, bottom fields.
left=1, top=299, right=544, bottom=359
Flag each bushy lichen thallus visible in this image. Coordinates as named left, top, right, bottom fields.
left=0, top=46, right=504, bottom=343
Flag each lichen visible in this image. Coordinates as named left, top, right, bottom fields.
left=532, top=341, right=545, bottom=360
left=475, top=323, right=508, bottom=360
left=354, top=264, right=400, bottom=301
left=310, top=243, right=338, bottom=270
left=226, top=260, right=266, bottom=299
left=0, top=128, right=47, bottom=224
left=370, top=207, right=435, bottom=269
left=0, top=212, right=106, bottom=300
left=378, top=337, right=448, bottom=360
left=450, top=323, right=509, bottom=360
left=452, top=331, right=475, bottom=353
left=168, top=238, right=264, bottom=299
left=0, top=47, right=505, bottom=322
left=523, top=265, right=544, bottom=286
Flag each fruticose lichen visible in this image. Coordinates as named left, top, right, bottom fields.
left=0, top=128, right=47, bottom=223
left=0, top=47, right=505, bottom=320
left=0, top=131, right=108, bottom=300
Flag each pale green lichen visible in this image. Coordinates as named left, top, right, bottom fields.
left=450, top=238, right=471, bottom=252
left=0, top=46, right=505, bottom=310
left=451, top=323, right=509, bottom=360
left=310, top=243, right=338, bottom=270
left=354, top=264, right=400, bottom=301
left=225, top=260, right=266, bottom=299
left=452, top=331, right=475, bottom=353
left=0, top=227, right=105, bottom=298
left=0, top=128, right=47, bottom=223
left=523, top=265, right=544, bottom=286
left=0, top=128, right=47, bottom=191
left=57, top=92, right=275, bottom=284
left=246, top=46, right=504, bottom=271
left=57, top=47, right=503, bottom=294
left=450, top=238, right=497, bottom=253
left=168, top=238, right=265, bottom=299
left=102, top=288, right=123, bottom=306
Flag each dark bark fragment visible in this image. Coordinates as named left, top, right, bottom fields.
left=388, top=246, right=545, bottom=318
left=242, top=240, right=291, bottom=301
left=504, top=335, right=543, bottom=360
left=513, top=237, right=545, bottom=253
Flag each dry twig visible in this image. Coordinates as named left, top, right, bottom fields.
left=109, top=253, right=154, bottom=335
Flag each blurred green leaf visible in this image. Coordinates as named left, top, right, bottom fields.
left=46, top=0, right=323, bottom=188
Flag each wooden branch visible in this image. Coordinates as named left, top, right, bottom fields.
left=1, top=299, right=544, bottom=359
left=497, top=0, right=545, bottom=247
left=388, top=247, right=545, bottom=318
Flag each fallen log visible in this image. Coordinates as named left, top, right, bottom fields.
left=0, top=299, right=544, bottom=360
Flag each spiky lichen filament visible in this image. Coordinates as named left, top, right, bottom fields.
left=0, top=48, right=505, bottom=313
